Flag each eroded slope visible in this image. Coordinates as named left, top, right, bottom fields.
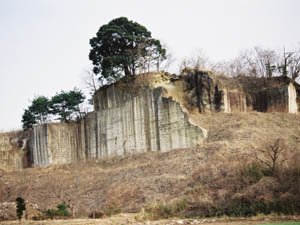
left=1, top=112, right=299, bottom=220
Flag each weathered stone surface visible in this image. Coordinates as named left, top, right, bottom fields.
left=251, top=82, right=298, bottom=113
left=89, top=86, right=206, bottom=156
left=0, top=131, right=30, bottom=171
left=223, top=89, right=247, bottom=113
left=182, top=69, right=298, bottom=114
left=182, top=69, right=247, bottom=113
left=0, top=71, right=298, bottom=170
left=27, top=84, right=206, bottom=167
left=288, top=83, right=298, bottom=114
left=30, top=123, right=83, bottom=167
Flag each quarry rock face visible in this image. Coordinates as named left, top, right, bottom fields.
left=182, top=69, right=298, bottom=114
left=89, top=86, right=206, bottom=156
left=0, top=71, right=298, bottom=170
left=0, top=131, right=30, bottom=171
left=250, top=78, right=299, bottom=114
left=28, top=84, right=206, bottom=167
left=30, top=123, right=83, bottom=167
left=289, top=83, right=298, bottom=113
left=182, top=69, right=247, bottom=113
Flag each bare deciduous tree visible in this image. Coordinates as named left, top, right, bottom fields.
left=254, top=139, right=287, bottom=175
left=278, top=47, right=300, bottom=81
left=81, top=69, right=101, bottom=95
left=178, top=49, right=210, bottom=73
left=238, top=47, right=278, bottom=77
left=160, top=44, right=177, bottom=72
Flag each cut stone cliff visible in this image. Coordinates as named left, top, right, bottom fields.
left=28, top=83, right=207, bottom=168
left=89, top=86, right=206, bottom=156
left=0, top=131, right=30, bottom=171
left=182, top=68, right=299, bottom=114
left=30, top=123, right=83, bottom=167
left=0, top=70, right=299, bottom=170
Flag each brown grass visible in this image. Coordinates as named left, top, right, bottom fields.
left=0, top=112, right=300, bottom=221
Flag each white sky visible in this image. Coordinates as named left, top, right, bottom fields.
left=0, top=0, right=299, bottom=131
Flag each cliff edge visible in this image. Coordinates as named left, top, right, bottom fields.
left=0, top=70, right=299, bottom=170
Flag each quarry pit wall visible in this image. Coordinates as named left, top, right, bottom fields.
left=0, top=85, right=206, bottom=170
left=0, top=72, right=298, bottom=171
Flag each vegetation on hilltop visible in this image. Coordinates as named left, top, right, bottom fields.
left=13, top=16, right=300, bottom=223
left=89, top=17, right=166, bottom=84
left=21, top=88, right=85, bottom=130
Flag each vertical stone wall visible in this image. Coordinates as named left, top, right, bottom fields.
left=182, top=69, right=298, bottom=114
left=288, top=83, right=298, bottom=114
left=89, top=86, right=206, bottom=157
left=27, top=85, right=206, bottom=167
left=0, top=131, right=29, bottom=171
left=80, top=112, right=97, bottom=158
left=30, top=123, right=83, bottom=167
left=182, top=69, right=248, bottom=113
left=252, top=86, right=290, bottom=113
left=2, top=72, right=297, bottom=170
left=223, top=89, right=247, bottom=113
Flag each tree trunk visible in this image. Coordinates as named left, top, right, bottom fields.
left=124, top=65, right=130, bottom=77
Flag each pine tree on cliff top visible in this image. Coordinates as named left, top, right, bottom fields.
left=89, top=17, right=166, bottom=82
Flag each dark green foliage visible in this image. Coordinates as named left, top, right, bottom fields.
left=22, top=109, right=37, bottom=130
left=45, top=203, right=70, bottom=219
left=89, top=17, right=166, bottom=81
left=50, top=89, right=85, bottom=122
left=16, top=197, right=26, bottom=221
left=30, top=96, right=50, bottom=122
left=22, top=89, right=85, bottom=129
left=56, top=203, right=70, bottom=216
left=21, top=96, right=50, bottom=130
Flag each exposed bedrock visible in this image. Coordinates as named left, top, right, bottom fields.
left=89, top=86, right=206, bottom=157
left=1, top=71, right=298, bottom=170
left=182, top=69, right=247, bottom=113
left=28, top=85, right=206, bottom=167
left=182, top=69, right=298, bottom=114
left=0, top=131, right=30, bottom=171
left=30, top=123, right=83, bottom=167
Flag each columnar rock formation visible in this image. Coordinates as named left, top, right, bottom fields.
left=288, top=83, right=298, bottom=114
left=30, top=123, right=83, bottom=167
left=182, top=69, right=248, bottom=113
left=182, top=69, right=299, bottom=114
left=0, top=131, right=29, bottom=171
left=89, top=86, right=205, bottom=156
left=0, top=70, right=298, bottom=171
left=28, top=84, right=207, bottom=167
left=251, top=83, right=297, bottom=113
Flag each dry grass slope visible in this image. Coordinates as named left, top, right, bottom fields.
left=1, top=112, right=300, bottom=221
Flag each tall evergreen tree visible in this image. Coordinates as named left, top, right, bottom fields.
left=16, top=197, right=26, bottom=221
left=50, top=89, right=85, bottom=122
left=89, top=17, right=166, bottom=81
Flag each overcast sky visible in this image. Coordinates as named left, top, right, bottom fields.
left=0, top=0, right=299, bottom=131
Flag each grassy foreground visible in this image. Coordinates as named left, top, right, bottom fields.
left=0, top=113, right=300, bottom=221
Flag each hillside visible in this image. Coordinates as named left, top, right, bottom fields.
left=1, top=112, right=300, bottom=221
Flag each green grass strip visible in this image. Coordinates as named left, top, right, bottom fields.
left=259, top=222, right=300, bottom=225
